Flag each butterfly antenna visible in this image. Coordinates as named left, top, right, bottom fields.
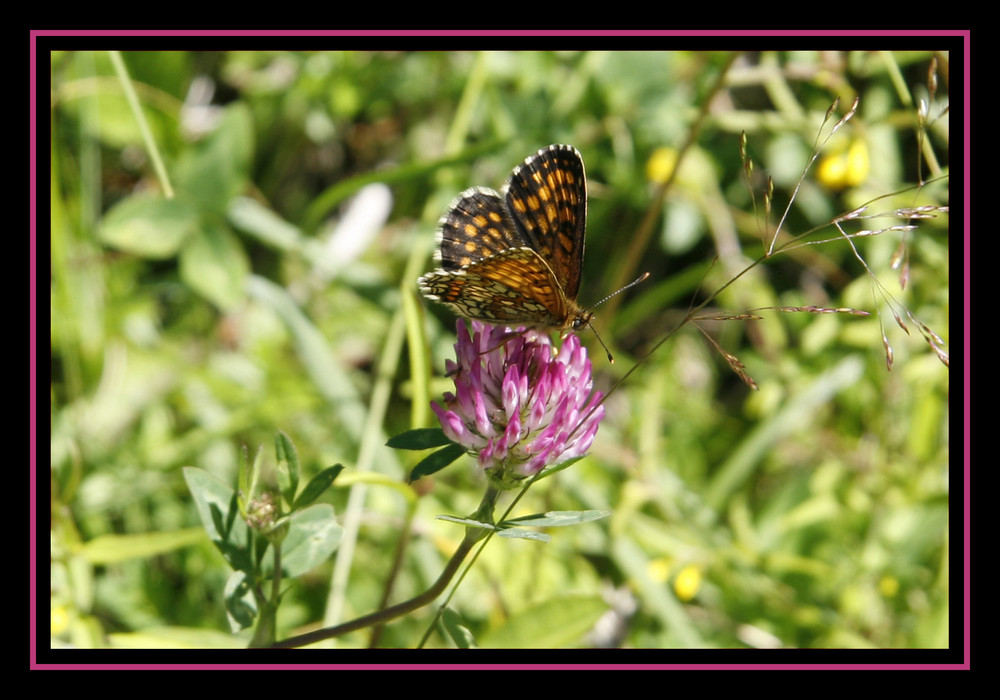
left=587, top=321, right=616, bottom=364
left=583, top=272, right=651, bottom=364
left=585, top=272, right=651, bottom=312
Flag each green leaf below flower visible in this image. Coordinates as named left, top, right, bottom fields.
left=408, top=442, right=467, bottom=481
left=387, top=427, right=453, bottom=450
left=501, top=510, right=612, bottom=528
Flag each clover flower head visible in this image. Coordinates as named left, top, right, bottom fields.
left=431, top=319, right=605, bottom=488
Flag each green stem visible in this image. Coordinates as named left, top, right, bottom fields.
left=416, top=477, right=554, bottom=648
left=271, top=532, right=478, bottom=649
left=248, top=541, right=282, bottom=648
left=274, top=484, right=504, bottom=649
left=107, top=51, right=174, bottom=198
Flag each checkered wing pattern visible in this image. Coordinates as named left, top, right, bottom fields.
left=504, top=144, right=587, bottom=301
left=419, top=247, right=569, bottom=328
left=418, top=145, right=591, bottom=331
left=435, top=187, right=527, bottom=272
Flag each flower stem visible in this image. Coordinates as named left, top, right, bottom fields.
left=269, top=532, right=478, bottom=649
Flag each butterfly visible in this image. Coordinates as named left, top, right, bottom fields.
left=418, top=144, right=594, bottom=333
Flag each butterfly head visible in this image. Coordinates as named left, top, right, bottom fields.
left=570, top=310, right=595, bottom=332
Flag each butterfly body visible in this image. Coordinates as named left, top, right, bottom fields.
left=419, top=144, right=591, bottom=332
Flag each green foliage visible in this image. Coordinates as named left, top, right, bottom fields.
left=477, top=595, right=609, bottom=649
left=437, top=510, right=611, bottom=544
left=182, top=435, right=344, bottom=642
left=49, top=49, right=951, bottom=652
left=387, top=427, right=468, bottom=481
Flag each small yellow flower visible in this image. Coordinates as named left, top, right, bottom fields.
left=673, top=564, right=702, bottom=602
left=646, top=147, right=678, bottom=185
left=817, top=138, right=869, bottom=189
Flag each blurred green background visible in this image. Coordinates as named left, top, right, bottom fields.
left=49, top=50, right=950, bottom=650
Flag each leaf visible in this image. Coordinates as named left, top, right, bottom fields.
left=99, top=193, right=199, bottom=258
left=387, top=427, right=452, bottom=450
left=106, top=628, right=246, bottom=649
left=434, top=517, right=550, bottom=542
left=536, top=455, right=586, bottom=480
left=79, top=528, right=206, bottom=564
left=292, top=464, right=344, bottom=510
left=241, top=443, right=266, bottom=509
left=274, top=431, right=300, bottom=507
left=227, top=196, right=304, bottom=251
left=408, top=443, right=467, bottom=482
left=269, top=504, right=342, bottom=577
left=173, top=103, right=254, bottom=215
left=440, top=607, right=478, bottom=649
left=82, top=90, right=168, bottom=148
left=436, top=515, right=496, bottom=530
left=183, top=467, right=252, bottom=574
left=224, top=570, right=257, bottom=632
left=501, top=510, right=612, bottom=528
left=496, top=528, right=550, bottom=543
left=477, top=595, right=608, bottom=649
left=178, top=222, right=249, bottom=311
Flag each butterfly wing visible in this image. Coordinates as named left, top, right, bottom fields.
left=435, top=187, right=528, bottom=272
left=418, top=247, right=569, bottom=328
left=504, top=144, right=588, bottom=301
left=419, top=145, right=591, bottom=330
